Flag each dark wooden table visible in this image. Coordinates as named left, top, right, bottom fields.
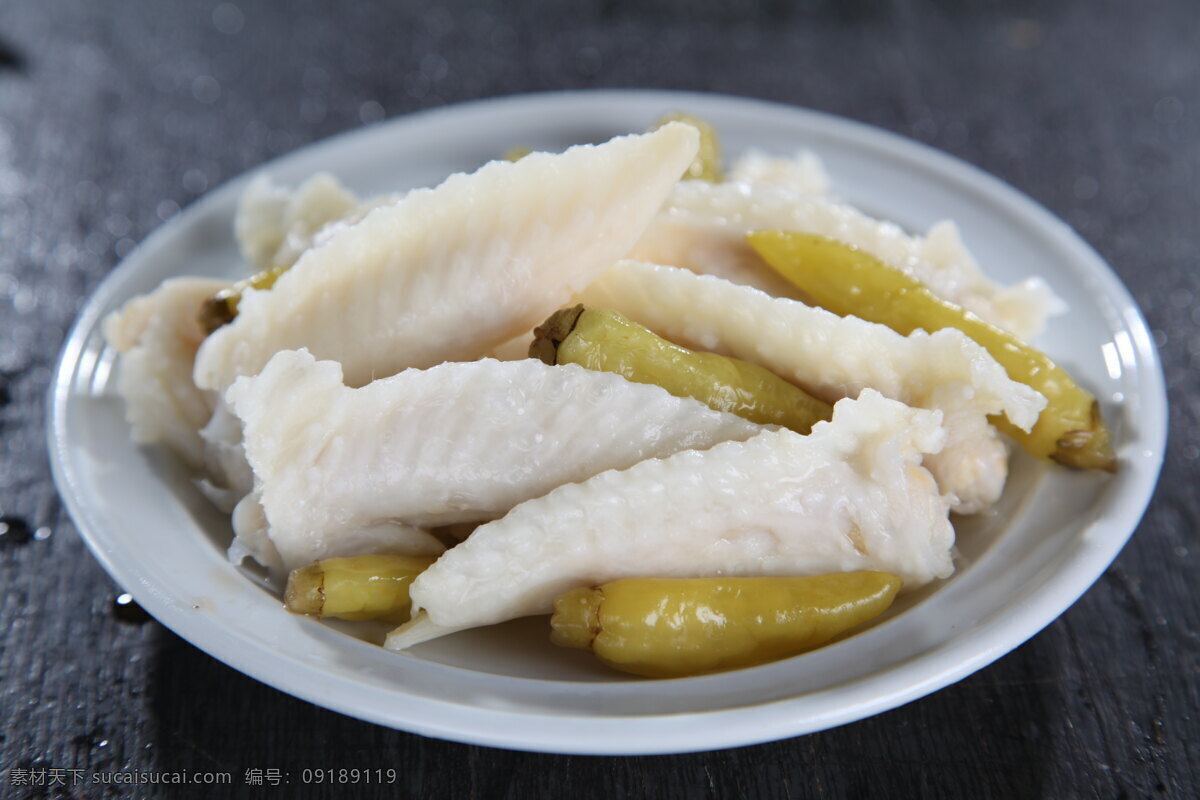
left=2, top=1, right=1196, bottom=797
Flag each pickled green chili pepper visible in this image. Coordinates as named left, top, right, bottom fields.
left=747, top=230, right=1117, bottom=472
left=502, top=146, right=532, bottom=162
left=285, top=554, right=436, bottom=623
left=198, top=263, right=291, bottom=335
left=551, top=573, right=902, bottom=678
left=531, top=305, right=831, bottom=434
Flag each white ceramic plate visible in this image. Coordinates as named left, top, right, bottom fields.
left=48, top=90, right=1167, bottom=754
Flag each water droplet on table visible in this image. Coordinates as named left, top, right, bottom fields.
left=112, top=593, right=152, bottom=624
left=0, top=516, right=31, bottom=546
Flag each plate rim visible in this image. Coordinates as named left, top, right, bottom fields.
left=47, top=88, right=1168, bottom=754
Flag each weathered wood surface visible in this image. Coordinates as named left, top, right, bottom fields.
left=0, top=1, right=1196, bottom=797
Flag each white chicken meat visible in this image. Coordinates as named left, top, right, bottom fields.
left=628, top=180, right=1065, bottom=340
left=102, top=277, right=230, bottom=470
left=225, top=349, right=761, bottom=572
left=193, top=122, right=701, bottom=393
left=386, top=389, right=955, bottom=650
left=726, top=148, right=831, bottom=195
left=578, top=261, right=1047, bottom=512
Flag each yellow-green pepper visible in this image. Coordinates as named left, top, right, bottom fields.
left=502, top=146, right=532, bottom=162
left=284, top=554, right=436, bottom=623
left=551, top=572, right=902, bottom=678
left=531, top=305, right=831, bottom=434
left=747, top=230, right=1116, bottom=471
left=198, top=263, right=291, bottom=335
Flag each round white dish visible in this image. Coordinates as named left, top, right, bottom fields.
left=48, top=90, right=1167, bottom=755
